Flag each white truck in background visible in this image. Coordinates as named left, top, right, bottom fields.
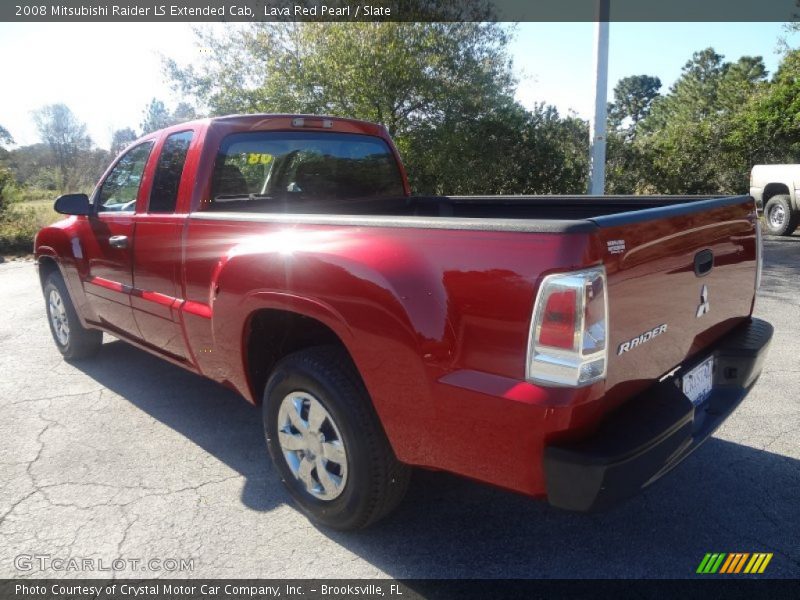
left=750, top=164, right=800, bottom=236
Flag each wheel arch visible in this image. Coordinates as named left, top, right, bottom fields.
left=206, top=245, right=454, bottom=468
left=37, top=254, right=61, bottom=289
left=36, top=252, right=95, bottom=327
left=243, top=307, right=350, bottom=407
left=228, top=295, right=424, bottom=465
left=762, top=182, right=794, bottom=208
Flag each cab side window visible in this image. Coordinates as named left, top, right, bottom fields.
left=149, top=131, right=194, bottom=213
left=97, top=142, right=153, bottom=212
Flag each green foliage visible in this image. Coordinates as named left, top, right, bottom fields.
left=406, top=102, right=588, bottom=195
left=0, top=190, right=60, bottom=255
left=172, top=102, right=197, bottom=123
left=0, top=125, right=13, bottom=147
left=167, top=23, right=514, bottom=133
left=166, top=22, right=589, bottom=194
left=32, top=104, right=94, bottom=192
left=0, top=124, right=17, bottom=213
left=140, top=98, right=173, bottom=134
left=605, top=131, right=653, bottom=194
left=0, top=166, right=13, bottom=213
left=140, top=98, right=199, bottom=134
left=110, top=127, right=138, bottom=155
left=608, top=75, right=662, bottom=130
left=608, top=48, right=772, bottom=194
left=652, top=48, right=728, bottom=124
left=6, top=141, right=108, bottom=194
left=6, top=143, right=51, bottom=187
left=724, top=50, right=800, bottom=165
left=1, top=107, right=104, bottom=253
left=7, top=34, right=800, bottom=258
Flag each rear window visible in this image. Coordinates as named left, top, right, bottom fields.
left=206, top=131, right=404, bottom=211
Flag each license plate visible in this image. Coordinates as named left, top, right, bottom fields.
left=682, top=356, right=714, bottom=406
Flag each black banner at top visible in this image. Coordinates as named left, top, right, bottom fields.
left=2, top=0, right=800, bottom=22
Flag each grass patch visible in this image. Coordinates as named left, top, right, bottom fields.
left=0, top=189, right=61, bottom=255
left=4, top=186, right=55, bottom=205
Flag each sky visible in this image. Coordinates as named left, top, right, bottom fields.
left=511, top=22, right=793, bottom=116
left=0, top=21, right=795, bottom=149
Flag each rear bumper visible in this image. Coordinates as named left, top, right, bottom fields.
left=544, top=317, right=773, bottom=512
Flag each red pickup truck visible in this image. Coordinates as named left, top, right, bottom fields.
left=35, top=114, right=772, bottom=530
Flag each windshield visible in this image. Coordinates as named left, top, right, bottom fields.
left=207, top=131, right=404, bottom=210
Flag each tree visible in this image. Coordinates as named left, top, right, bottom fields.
left=140, top=99, right=199, bottom=134
left=0, top=166, right=12, bottom=212
left=140, top=98, right=173, bottom=134
left=406, top=102, right=588, bottom=195
left=0, top=125, right=13, bottom=147
left=616, top=48, right=769, bottom=194
left=110, top=127, right=138, bottom=155
left=5, top=143, right=57, bottom=188
left=724, top=49, right=800, bottom=167
left=167, top=23, right=514, bottom=134
left=172, top=102, right=197, bottom=123
left=717, top=56, right=768, bottom=112
left=32, top=103, right=92, bottom=192
left=166, top=22, right=564, bottom=193
left=608, top=75, right=661, bottom=130
left=0, top=123, right=13, bottom=174
left=0, top=126, right=16, bottom=211
left=5, top=141, right=108, bottom=193
left=74, top=147, right=112, bottom=190
left=669, top=48, right=726, bottom=119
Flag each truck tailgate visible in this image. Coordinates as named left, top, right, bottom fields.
left=593, top=196, right=758, bottom=395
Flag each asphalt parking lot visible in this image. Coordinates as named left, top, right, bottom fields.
left=0, top=237, right=798, bottom=580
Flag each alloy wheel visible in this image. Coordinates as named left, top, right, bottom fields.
left=48, top=289, right=70, bottom=346
left=276, top=391, right=348, bottom=500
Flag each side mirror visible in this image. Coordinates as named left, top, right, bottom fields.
left=54, top=193, right=91, bottom=216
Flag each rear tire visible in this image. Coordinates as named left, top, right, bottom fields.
left=43, top=272, right=102, bottom=360
left=262, top=346, right=410, bottom=530
left=764, top=195, right=799, bottom=236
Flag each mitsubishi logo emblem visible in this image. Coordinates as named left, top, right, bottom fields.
left=696, top=285, right=710, bottom=318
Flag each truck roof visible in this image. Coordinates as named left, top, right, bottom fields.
left=140, top=113, right=389, bottom=143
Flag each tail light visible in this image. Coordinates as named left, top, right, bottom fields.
left=292, top=117, right=333, bottom=128
left=527, top=267, right=608, bottom=387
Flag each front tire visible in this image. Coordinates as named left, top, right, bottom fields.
left=263, top=346, right=410, bottom=530
left=764, top=195, right=799, bottom=236
left=43, top=272, right=102, bottom=360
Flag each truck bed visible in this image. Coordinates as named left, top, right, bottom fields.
left=191, top=192, right=759, bottom=432
left=203, top=194, right=750, bottom=232
left=405, top=195, right=730, bottom=220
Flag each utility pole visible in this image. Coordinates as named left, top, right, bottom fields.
left=588, top=0, right=610, bottom=195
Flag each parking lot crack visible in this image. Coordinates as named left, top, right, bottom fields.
left=9, top=389, right=104, bottom=406
left=0, top=408, right=63, bottom=527
left=0, top=490, right=38, bottom=528
left=26, top=409, right=58, bottom=489
left=139, top=475, right=242, bottom=501
left=115, top=509, right=140, bottom=564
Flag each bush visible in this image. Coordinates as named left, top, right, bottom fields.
left=0, top=165, right=13, bottom=212
left=5, top=186, right=54, bottom=205
left=0, top=189, right=60, bottom=255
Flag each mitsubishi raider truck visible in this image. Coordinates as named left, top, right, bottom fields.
left=35, top=114, right=772, bottom=530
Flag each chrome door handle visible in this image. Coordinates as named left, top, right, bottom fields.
left=109, top=235, right=128, bottom=249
